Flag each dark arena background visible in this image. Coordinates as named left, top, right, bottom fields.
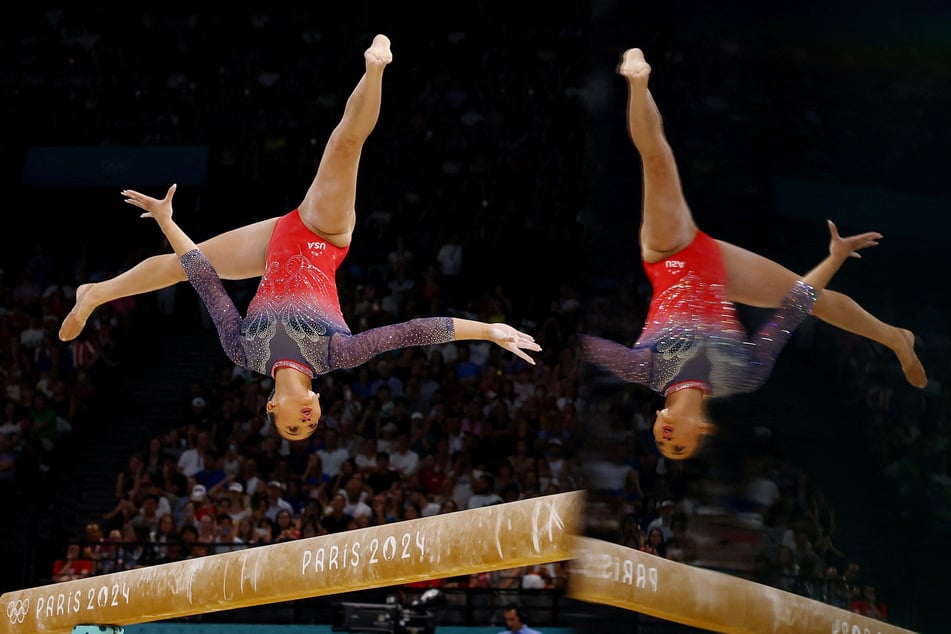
left=3, top=2, right=949, bottom=633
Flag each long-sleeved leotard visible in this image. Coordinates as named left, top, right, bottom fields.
left=581, top=230, right=818, bottom=398
left=180, top=210, right=454, bottom=379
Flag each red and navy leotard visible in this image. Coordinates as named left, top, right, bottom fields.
left=582, top=230, right=817, bottom=397
left=180, top=210, right=454, bottom=379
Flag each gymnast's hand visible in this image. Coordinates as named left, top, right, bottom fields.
left=827, top=219, right=882, bottom=261
left=122, top=183, right=178, bottom=224
left=488, top=323, right=542, bottom=365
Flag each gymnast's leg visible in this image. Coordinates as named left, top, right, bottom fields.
left=618, top=47, right=696, bottom=261
left=297, top=34, right=392, bottom=247
left=717, top=240, right=926, bottom=388
left=59, top=218, right=276, bottom=342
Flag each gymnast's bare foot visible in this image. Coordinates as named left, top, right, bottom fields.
left=896, top=328, right=927, bottom=388
left=365, top=34, right=392, bottom=70
left=618, top=47, right=651, bottom=84
left=58, top=283, right=97, bottom=341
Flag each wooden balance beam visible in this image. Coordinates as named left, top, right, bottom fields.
left=0, top=491, right=583, bottom=634
left=568, top=536, right=919, bottom=634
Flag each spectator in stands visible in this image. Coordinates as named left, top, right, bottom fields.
left=341, top=472, right=372, bottom=519
left=498, top=603, right=541, bottom=634
left=619, top=513, right=643, bottom=550
left=213, top=513, right=246, bottom=552
left=642, top=526, right=668, bottom=558
left=224, top=481, right=251, bottom=524
left=370, top=492, right=398, bottom=525
left=664, top=512, right=697, bottom=564
left=467, top=473, right=503, bottom=509
left=322, top=492, right=355, bottom=534
left=325, top=457, right=357, bottom=498
left=389, top=431, right=420, bottom=479
left=354, top=436, right=379, bottom=475
left=97, top=529, right=125, bottom=575
left=52, top=541, right=93, bottom=583
left=150, top=512, right=179, bottom=561
left=195, top=513, right=217, bottom=544
left=193, top=448, right=227, bottom=494
left=317, top=428, right=352, bottom=480
left=645, top=499, right=676, bottom=541
left=189, top=483, right=217, bottom=522
left=263, top=480, right=294, bottom=522
left=177, top=431, right=213, bottom=478
left=130, top=493, right=163, bottom=534
left=235, top=517, right=257, bottom=546
left=851, top=584, right=887, bottom=620
left=271, top=508, right=300, bottom=543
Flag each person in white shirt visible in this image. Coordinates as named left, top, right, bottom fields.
left=389, top=432, right=420, bottom=479
left=316, top=428, right=350, bottom=478
left=176, top=431, right=213, bottom=478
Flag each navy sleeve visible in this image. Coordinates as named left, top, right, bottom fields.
left=328, top=317, right=455, bottom=371
left=580, top=334, right=654, bottom=387
left=179, top=249, right=248, bottom=367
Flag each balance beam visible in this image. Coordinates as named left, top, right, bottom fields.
left=568, top=536, right=919, bottom=634
left=0, top=491, right=582, bottom=634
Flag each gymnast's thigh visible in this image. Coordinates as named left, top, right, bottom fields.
left=197, top=217, right=279, bottom=280
left=717, top=240, right=801, bottom=308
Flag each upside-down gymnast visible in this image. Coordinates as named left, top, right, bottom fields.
left=580, top=47, right=926, bottom=461
left=59, top=34, right=540, bottom=441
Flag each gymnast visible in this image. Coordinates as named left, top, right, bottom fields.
left=581, top=47, right=926, bottom=461
left=60, top=34, right=540, bottom=441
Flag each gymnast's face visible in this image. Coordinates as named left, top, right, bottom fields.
left=653, top=407, right=714, bottom=460
left=267, top=388, right=321, bottom=441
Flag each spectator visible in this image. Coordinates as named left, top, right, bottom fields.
left=225, top=481, right=251, bottom=524
left=214, top=513, right=246, bottom=552
left=326, top=458, right=358, bottom=499
left=52, top=541, right=93, bottom=583
left=646, top=500, right=676, bottom=542
left=641, top=527, right=667, bottom=558
left=354, top=437, right=379, bottom=475
left=664, top=512, right=698, bottom=564
left=322, top=493, right=354, bottom=534
left=271, top=508, right=300, bottom=543
left=619, top=513, right=643, bottom=550
left=150, top=512, right=179, bottom=560
left=130, top=493, right=163, bottom=534
left=177, top=431, right=213, bottom=478
left=851, top=585, right=888, bottom=620
left=498, top=603, right=540, bottom=634
left=467, top=473, right=503, bottom=509
left=316, top=428, right=350, bottom=479
left=389, top=432, right=420, bottom=479
left=341, top=473, right=373, bottom=520
left=263, top=480, right=294, bottom=522
left=193, top=448, right=227, bottom=494
left=189, top=484, right=217, bottom=522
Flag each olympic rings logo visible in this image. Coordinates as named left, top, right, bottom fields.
left=6, top=598, right=29, bottom=624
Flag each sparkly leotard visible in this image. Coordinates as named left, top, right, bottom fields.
left=582, top=230, right=817, bottom=398
left=180, top=210, right=455, bottom=379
